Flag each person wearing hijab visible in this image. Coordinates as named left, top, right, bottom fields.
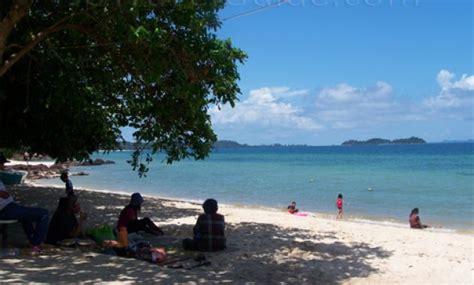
left=46, top=195, right=87, bottom=245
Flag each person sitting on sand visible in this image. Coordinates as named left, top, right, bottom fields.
left=46, top=195, right=87, bottom=245
left=409, top=208, right=429, bottom=229
left=183, top=198, right=226, bottom=251
left=336, top=194, right=343, bottom=219
left=117, top=193, right=164, bottom=236
left=0, top=155, right=49, bottom=253
left=60, top=172, right=75, bottom=196
left=287, top=201, right=299, bottom=214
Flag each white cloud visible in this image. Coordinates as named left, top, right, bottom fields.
left=424, top=70, right=474, bottom=118
left=211, top=69, right=473, bottom=144
left=314, top=81, right=405, bottom=129
left=317, top=81, right=393, bottom=107
left=247, top=87, right=309, bottom=99
left=437, top=70, right=474, bottom=91
left=436, top=69, right=454, bottom=89
left=210, top=87, right=321, bottom=131
left=314, top=70, right=474, bottom=129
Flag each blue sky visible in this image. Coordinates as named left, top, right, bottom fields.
left=207, top=0, right=474, bottom=145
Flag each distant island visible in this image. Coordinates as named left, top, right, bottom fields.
left=118, top=138, right=428, bottom=150
left=118, top=140, right=305, bottom=150
left=341, top=137, right=426, bottom=146
left=213, top=140, right=249, bottom=148
left=213, top=140, right=309, bottom=148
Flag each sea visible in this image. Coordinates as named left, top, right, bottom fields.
left=36, top=143, right=474, bottom=232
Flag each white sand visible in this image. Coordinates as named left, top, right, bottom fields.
left=0, top=184, right=472, bottom=284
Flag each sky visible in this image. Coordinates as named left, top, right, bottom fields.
left=205, top=0, right=474, bottom=145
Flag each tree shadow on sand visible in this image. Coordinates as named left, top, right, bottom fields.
left=9, top=185, right=202, bottom=225
left=2, top=186, right=392, bottom=284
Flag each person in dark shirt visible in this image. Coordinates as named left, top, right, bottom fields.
left=46, top=195, right=87, bottom=245
left=117, top=193, right=164, bottom=236
left=60, top=172, right=74, bottom=196
left=183, top=199, right=226, bottom=252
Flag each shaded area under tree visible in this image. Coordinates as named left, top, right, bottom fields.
left=2, top=186, right=392, bottom=284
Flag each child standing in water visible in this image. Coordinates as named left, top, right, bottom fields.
left=336, top=194, right=343, bottom=219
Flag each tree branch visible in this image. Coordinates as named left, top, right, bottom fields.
left=0, top=9, right=86, bottom=77
left=0, top=24, right=68, bottom=77
left=0, top=0, right=33, bottom=60
left=0, top=14, right=86, bottom=78
left=0, top=6, right=147, bottom=87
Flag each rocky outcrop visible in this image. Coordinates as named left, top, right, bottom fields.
left=7, top=163, right=89, bottom=180
left=4, top=157, right=113, bottom=180
left=80, top=158, right=115, bottom=166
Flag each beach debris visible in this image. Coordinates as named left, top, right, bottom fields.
left=368, top=187, right=373, bottom=191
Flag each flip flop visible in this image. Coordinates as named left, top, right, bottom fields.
left=57, top=239, right=75, bottom=246
left=77, top=240, right=94, bottom=246
left=161, top=256, right=192, bottom=266
left=31, top=246, right=43, bottom=255
left=194, top=254, right=206, bottom=262
left=167, top=264, right=184, bottom=269
left=187, top=261, right=211, bottom=269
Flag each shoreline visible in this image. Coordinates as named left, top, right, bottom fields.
left=18, top=144, right=473, bottom=234
left=1, top=183, right=472, bottom=284
left=30, top=180, right=471, bottom=236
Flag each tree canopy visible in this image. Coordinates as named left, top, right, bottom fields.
left=0, top=0, right=246, bottom=174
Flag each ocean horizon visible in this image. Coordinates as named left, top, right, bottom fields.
left=36, top=142, right=474, bottom=232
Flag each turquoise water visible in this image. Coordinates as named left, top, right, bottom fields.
left=38, top=143, right=474, bottom=231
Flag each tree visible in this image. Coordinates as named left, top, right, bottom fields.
left=0, top=0, right=246, bottom=175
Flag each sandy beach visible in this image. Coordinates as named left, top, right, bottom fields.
left=0, top=184, right=472, bottom=284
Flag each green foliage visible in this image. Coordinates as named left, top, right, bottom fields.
left=0, top=1, right=246, bottom=175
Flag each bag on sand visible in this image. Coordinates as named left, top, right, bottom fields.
left=130, top=241, right=167, bottom=263
left=86, top=225, right=115, bottom=244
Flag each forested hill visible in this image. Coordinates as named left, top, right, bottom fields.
left=119, top=140, right=248, bottom=150
left=213, top=140, right=249, bottom=148
left=342, top=137, right=426, bottom=145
